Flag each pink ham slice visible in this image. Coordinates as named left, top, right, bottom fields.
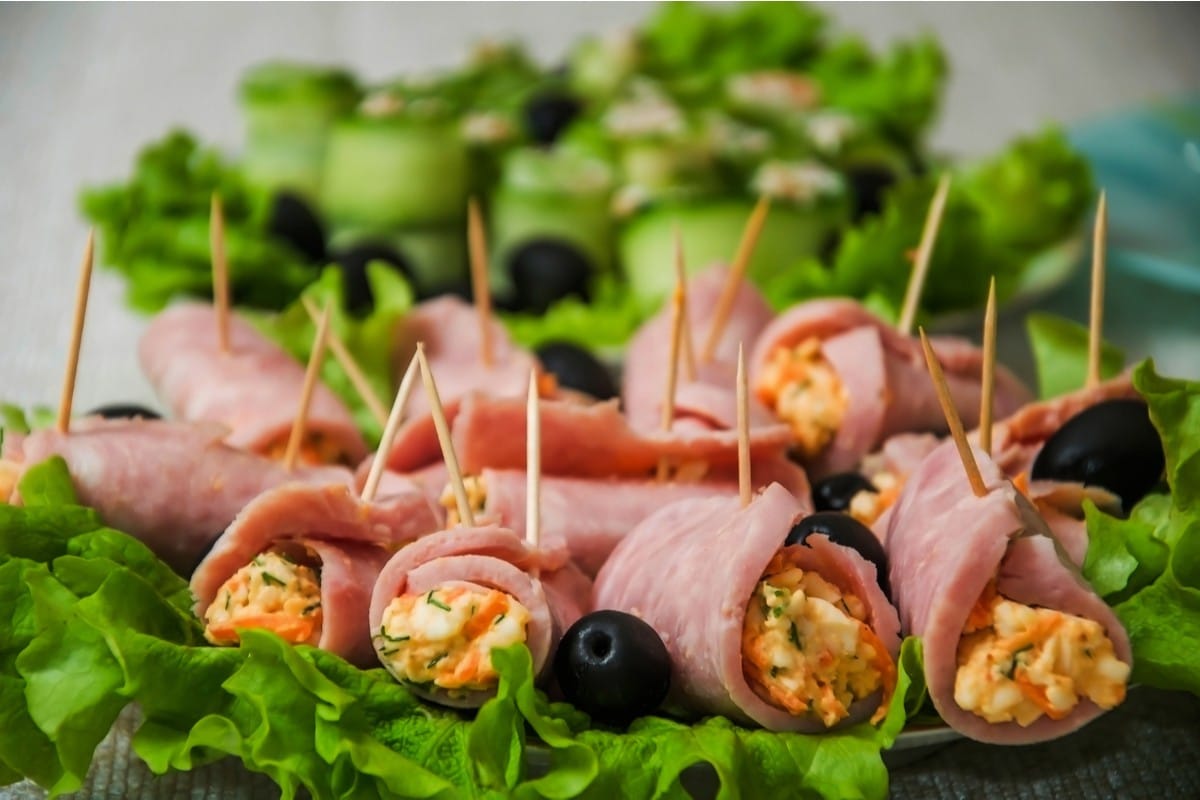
left=594, top=483, right=900, bottom=732
left=472, top=468, right=745, bottom=576
left=749, top=299, right=1032, bottom=478
left=369, top=526, right=591, bottom=708
left=191, top=482, right=442, bottom=666
left=624, top=265, right=774, bottom=432
left=394, top=296, right=538, bottom=420
left=139, top=302, right=367, bottom=464
left=883, top=439, right=1132, bottom=744
left=375, top=393, right=811, bottom=499
left=14, top=418, right=353, bottom=574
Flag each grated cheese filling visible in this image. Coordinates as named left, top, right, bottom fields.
left=954, top=583, right=1130, bottom=726
left=756, top=338, right=848, bottom=459
left=205, top=550, right=323, bottom=647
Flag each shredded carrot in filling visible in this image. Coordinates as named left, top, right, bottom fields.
left=954, top=581, right=1130, bottom=726
left=375, top=584, right=530, bottom=696
left=755, top=339, right=848, bottom=460
left=847, top=471, right=902, bottom=526
left=205, top=550, right=323, bottom=646
left=742, top=549, right=896, bottom=727
left=0, top=459, right=19, bottom=504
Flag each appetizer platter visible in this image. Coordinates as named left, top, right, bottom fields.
left=2, top=4, right=1199, bottom=799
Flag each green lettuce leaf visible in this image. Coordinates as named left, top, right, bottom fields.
left=1081, top=361, right=1200, bottom=695
left=1025, top=312, right=1125, bottom=399
left=0, top=404, right=55, bottom=452
left=81, top=130, right=319, bottom=313
left=500, top=275, right=656, bottom=355
left=252, top=263, right=416, bottom=446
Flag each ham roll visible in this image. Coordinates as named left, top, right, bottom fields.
left=439, top=468, right=744, bottom=576
left=884, top=439, right=1132, bottom=744
left=594, top=483, right=900, bottom=732
left=394, top=296, right=539, bottom=420
left=375, top=393, right=811, bottom=500
left=139, top=302, right=367, bottom=465
left=10, top=418, right=352, bottom=574
left=369, top=526, right=591, bottom=708
left=749, top=299, right=1031, bottom=478
left=623, top=265, right=774, bottom=432
left=191, top=482, right=442, bottom=666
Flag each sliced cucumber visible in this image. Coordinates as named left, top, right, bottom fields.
left=239, top=62, right=360, bottom=201
left=321, top=115, right=470, bottom=229
left=619, top=197, right=848, bottom=302
left=490, top=148, right=615, bottom=294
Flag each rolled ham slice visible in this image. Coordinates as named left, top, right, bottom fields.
left=594, top=483, right=900, bottom=732
left=192, top=482, right=442, bottom=666
left=624, top=265, right=774, bottom=431
left=469, top=468, right=744, bottom=576
left=884, top=439, right=1132, bottom=744
left=13, top=418, right=353, bottom=574
left=375, top=393, right=811, bottom=500
left=394, top=296, right=539, bottom=420
left=369, top=526, right=591, bottom=707
left=749, top=299, right=1032, bottom=478
left=139, top=302, right=367, bottom=464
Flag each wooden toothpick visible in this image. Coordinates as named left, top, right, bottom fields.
left=656, top=272, right=687, bottom=481
left=701, top=195, right=771, bottom=363
left=673, top=226, right=696, bottom=381
left=360, top=351, right=422, bottom=503
left=979, top=276, right=997, bottom=456
left=301, top=296, right=388, bottom=428
left=525, top=369, right=541, bottom=552
left=416, top=342, right=475, bottom=527
left=919, top=328, right=987, bottom=497
left=736, top=343, right=752, bottom=507
left=897, top=174, right=952, bottom=336
left=467, top=197, right=494, bottom=368
left=210, top=193, right=231, bottom=354
left=282, top=300, right=333, bottom=471
left=1086, top=191, right=1107, bottom=390
left=56, top=230, right=95, bottom=434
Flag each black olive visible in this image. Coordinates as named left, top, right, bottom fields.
left=87, top=403, right=161, bottom=420
left=536, top=341, right=618, bottom=401
left=507, top=238, right=592, bottom=316
left=785, top=512, right=889, bottom=597
left=1031, top=399, right=1164, bottom=512
left=524, top=90, right=582, bottom=146
left=845, top=164, right=897, bottom=221
left=332, top=242, right=414, bottom=316
left=554, top=610, right=671, bottom=727
left=811, top=472, right=876, bottom=513
left=267, top=191, right=326, bottom=263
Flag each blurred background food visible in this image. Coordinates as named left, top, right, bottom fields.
left=1, top=1, right=1198, bottom=411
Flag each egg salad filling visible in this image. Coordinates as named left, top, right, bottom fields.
left=205, top=550, right=323, bottom=647
left=0, top=459, right=19, bottom=504
left=742, top=550, right=895, bottom=727
left=756, top=338, right=848, bottom=459
left=262, top=432, right=348, bottom=466
left=439, top=475, right=488, bottom=527
left=955, top=582, right=1130, bottom=726
left=847, top=471, right=902, bottom=526
left=375, top=585, right=531, bottom=695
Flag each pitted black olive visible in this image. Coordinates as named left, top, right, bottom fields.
left=87, top=403, right=162, bottom=421
left=507, top=238, right=592, bottom=316
left=524, top=90, right=582, bottom=146
left=332, top=242, right=414, bottom=316
left=554, top=610, right=671, bottom=727
left=1031, top=399, right=1164, bottom=512
left=846, top=164, right=897, bottom=221
left=785, top=511, right=889, bottom=597
left=267, top=191, right=326, bottom=263
left=812, top=472, right=877, bottom=513
left=536, top=341, right=618, bottom=401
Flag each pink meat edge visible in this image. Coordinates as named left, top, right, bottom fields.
left=299, top=538, right=392, bottom=667
left=369, top=554, right=554, bottom=709
left=808, top=327, right=889, bottom=477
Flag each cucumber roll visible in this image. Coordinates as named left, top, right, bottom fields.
left=239, top=62, right=361, bottom=200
